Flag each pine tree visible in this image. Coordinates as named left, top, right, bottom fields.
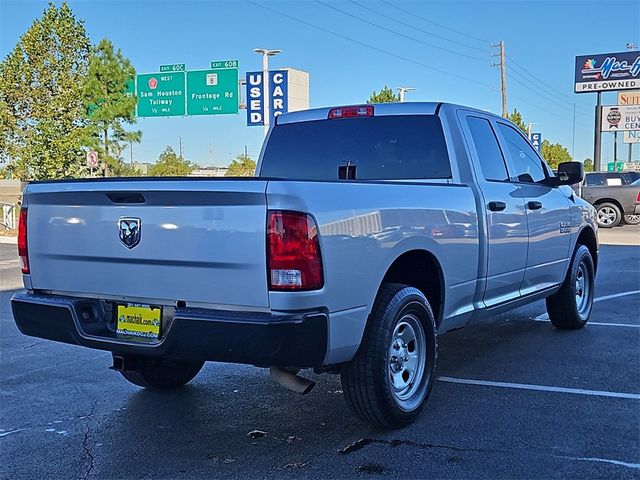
left=83, top=38, right=140, bottom=176
left=367, top=86, right=400, bottom=103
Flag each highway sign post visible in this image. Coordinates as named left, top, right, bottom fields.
left=186, top=67, right=239, bottom=116
left=136, top=72, right=186, bottom=117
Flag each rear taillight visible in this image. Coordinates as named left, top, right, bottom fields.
left=328, top=105, right=374, bottom=119
left=267, top=210, right=323, bottom=291
left=636, top=191, right=640, bottom=203
left=18, top=208, right=29, bottom=274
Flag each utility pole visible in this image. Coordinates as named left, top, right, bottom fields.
left=129, top=141, right=133, bottom=167
left=179, top=137, right=183, bottom=158
left=254, top=48, right=282, bottom=137
left=572, top=103, right=576, bottom=159
left=397, top=87, right=415, bottom=102
left=491, top=41, right=507, bottom=117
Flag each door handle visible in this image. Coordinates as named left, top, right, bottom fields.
left=487, top=201, right=507, bottom=212
left=527, top=201, right=543, bottom=210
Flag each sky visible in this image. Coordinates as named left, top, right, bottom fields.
left=1, top=0, right=639, bottom=168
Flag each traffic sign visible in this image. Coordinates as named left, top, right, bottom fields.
left=160, top=64, right=185, bottom=72
left=136, top=72, right=186, bottom=117
left=86, top=151, right=99, bottom=167
left=186, top=68, right=238, bottom=116
left=211, top=60, right=238, bottom=69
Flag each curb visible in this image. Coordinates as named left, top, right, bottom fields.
left=0, top=236, right=17, bottom=245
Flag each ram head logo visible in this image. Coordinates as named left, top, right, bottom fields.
left=118, top=217, right=141, bottom=249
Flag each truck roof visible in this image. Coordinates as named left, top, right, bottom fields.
left=276, top=102, right=497, bottom=125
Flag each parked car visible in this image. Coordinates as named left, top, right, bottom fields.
left=576, top=173, right=640, bottom=227
left=12, top=102, right=597, bottom=428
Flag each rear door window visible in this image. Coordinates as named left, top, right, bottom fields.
left=260, top=115, right=451, bottom=180
left=586, top=173, right=605, bottom=186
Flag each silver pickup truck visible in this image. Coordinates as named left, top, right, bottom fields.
left=12, top=103, right=598, bottom=428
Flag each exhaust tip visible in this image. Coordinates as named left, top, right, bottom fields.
left=270, top=367, right=316, bottom=395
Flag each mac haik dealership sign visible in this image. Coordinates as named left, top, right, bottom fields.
left=574, top=51, right=640, bottom=93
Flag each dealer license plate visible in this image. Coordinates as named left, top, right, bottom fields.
left=116, top=303, right=162, bottom=340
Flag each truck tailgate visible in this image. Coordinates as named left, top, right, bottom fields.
left=24, top=179, right=269, bottom=309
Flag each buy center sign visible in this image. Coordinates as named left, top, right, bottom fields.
left=601, top=105, right=640, bottom=132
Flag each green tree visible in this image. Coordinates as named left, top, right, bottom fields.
left=0, top=2, right=91, bottom=180
left=583, top=158, right=594, bottom=172
left=148, top=147, right=194, bottom=176
left=366, top=86, right=400, bottom=103
left=83, top=38, right=140, bottom=177
left=225, top=154, right=256, bottom=177
left=506, top=108, right=528, bottom=134
left=541, top=140, right=572, bottom=169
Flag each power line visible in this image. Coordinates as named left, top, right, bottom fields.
left=380, top=0, right=491, bottom=44
left=314, top=0, right=487, bottom=63
left=507, top=72, right=590, bottom=117
left=247, top=1, right=494, bottom=89
left=507, top=67, right=590, bottom=115
left=349, top=0, right=489, bottom=54
left=507, top=56, right=588, bottom=107
left=507, top=75, right=591, bottom=125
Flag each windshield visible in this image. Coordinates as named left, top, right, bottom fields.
left=260, top=115, right=451, bottom=181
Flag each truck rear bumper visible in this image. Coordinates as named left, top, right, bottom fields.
left=11, top=292, right=328, bottom=368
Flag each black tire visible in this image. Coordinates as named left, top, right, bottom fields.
left=340, top=283, right=437, bottom=428
left=545, top=245, right=595, bottom=330
left=595, top=202, right=621, bottom=228
left=118, top=355, right=204, bottom=390
left=624, top=214, right=640, bottom=225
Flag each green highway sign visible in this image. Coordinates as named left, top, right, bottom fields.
left=136, top=72, right=186, bottom=117
left=186, top=68, right=239, bottom=116
left=125, top=77, right=135, bottom=95
left=160, top=63, right=185, bottom=72
left=211, top=60, right=238, bottom=69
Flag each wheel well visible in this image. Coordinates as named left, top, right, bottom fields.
left=380, top=250, right=444, bottom=325
left=593, top=198, right=624, bottom=214
left=576, top=227, right=598, bottom=273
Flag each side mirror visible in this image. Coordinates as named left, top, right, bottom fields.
left=552, top=161, right=584, bottom=186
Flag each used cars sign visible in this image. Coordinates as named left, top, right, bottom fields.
left=575, top=51, right=640, bottom=93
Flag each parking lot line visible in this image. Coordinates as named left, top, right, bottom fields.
left=437, top=376, right=640, bottom=400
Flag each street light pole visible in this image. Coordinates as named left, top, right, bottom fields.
left=253, top=48, right=282, bottom=137
left=396, top=87, right=416, bottom=103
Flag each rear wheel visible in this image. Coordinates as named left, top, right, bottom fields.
left=545, top=245, right=594, bottom=330
left=341, top=283, right=437, bottom=428
left=595, top=202, right=621, bottom=228
left=624, top=214, right=640, bottom=225
left=118, top=355, right=204, bottom=389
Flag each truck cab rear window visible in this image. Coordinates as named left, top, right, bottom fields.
left=260, top=115, right=452, bottom=181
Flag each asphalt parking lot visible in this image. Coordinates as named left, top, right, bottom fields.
left=1, top=228, right=638, bottom=479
